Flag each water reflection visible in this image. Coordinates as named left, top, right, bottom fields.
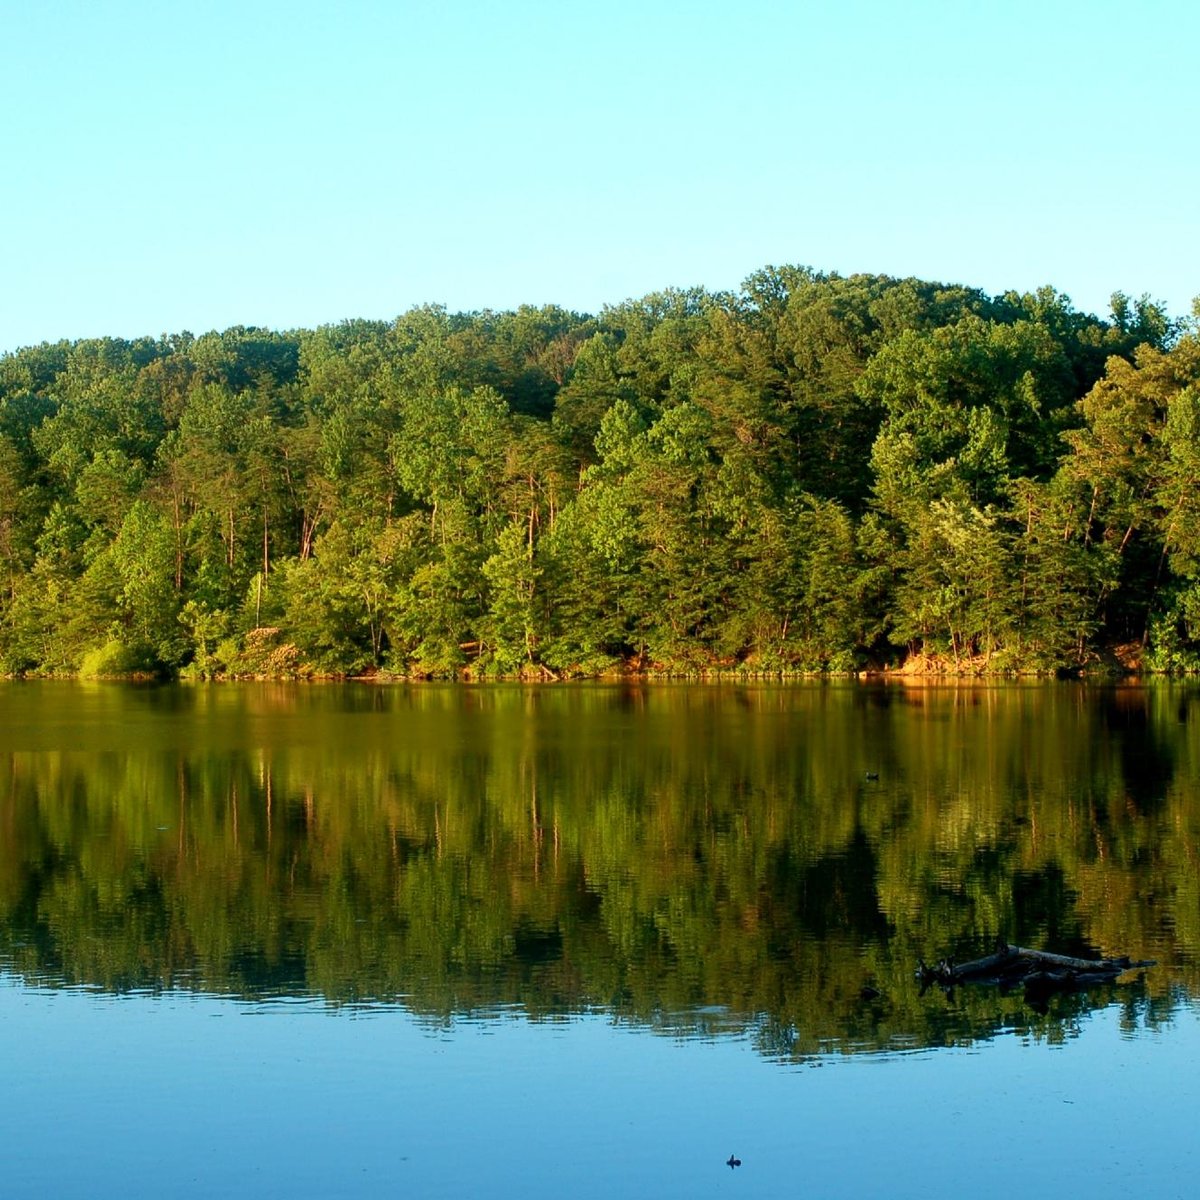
left=0, top=680, right=1196, bottom=1057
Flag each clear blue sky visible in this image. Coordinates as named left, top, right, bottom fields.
left=2, top=0, right=1196, bottom=353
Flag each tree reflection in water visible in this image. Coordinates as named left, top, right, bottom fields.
left=0, top=680, right=1194, bottom=1057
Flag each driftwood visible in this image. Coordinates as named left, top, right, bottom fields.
left=918, top=938, right=1155, bottom=1008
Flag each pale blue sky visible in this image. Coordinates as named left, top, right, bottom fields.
left=2, top=0, right=1196, bottom=352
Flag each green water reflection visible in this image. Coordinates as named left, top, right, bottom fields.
left=2, top=681, right=1196, bottom=1056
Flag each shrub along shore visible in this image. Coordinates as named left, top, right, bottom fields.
left=1, top=266, right=1198, bottom=680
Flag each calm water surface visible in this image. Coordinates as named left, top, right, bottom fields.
left=2, top=680, right=1199, bottom=1198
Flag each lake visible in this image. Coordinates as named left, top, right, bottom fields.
left=2, top=680, right=1198, bottom=1198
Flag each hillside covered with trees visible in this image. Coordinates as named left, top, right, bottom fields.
left=0, top=266, right=1197, bottom=678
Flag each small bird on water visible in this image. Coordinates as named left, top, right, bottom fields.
left=726, top=1154, right=742, bottom=1169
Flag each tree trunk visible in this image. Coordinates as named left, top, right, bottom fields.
left=918, top=941, right=1155, bottom=990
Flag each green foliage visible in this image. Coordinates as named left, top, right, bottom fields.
left=110, top=501, right=186, bottom=667
left=78, top=638, right=144, bottom=678
left=278, top=519, right=416, bottom=674
left=480, top=521, right=542, bottom=672
left=177, top=600, right=231, bottom=678
left=0, top=273, right=1194, bottom=677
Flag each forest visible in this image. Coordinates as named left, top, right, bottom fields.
left=0, top=265, right=1197, bottom=678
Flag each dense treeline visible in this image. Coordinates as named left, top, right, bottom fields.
left=0, top=266, right=1197, bottom=677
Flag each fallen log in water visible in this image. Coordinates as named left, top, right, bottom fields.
left=917, top=939, right=1155, bottom=995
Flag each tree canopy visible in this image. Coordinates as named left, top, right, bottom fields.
left=0, top=267, right=1195, bottom=677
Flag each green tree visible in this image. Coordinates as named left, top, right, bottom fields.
left=481, top=520, right=543, bottom=671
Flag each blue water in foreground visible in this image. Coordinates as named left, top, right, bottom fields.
left=5, top=680, right=1200, bottom=1197
left=4, top=978, right=1197, bottom=1200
